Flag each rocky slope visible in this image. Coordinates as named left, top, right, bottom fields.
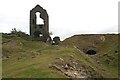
left=2, top=34, right=119, bottom=78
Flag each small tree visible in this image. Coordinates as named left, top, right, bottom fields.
left=11, top=28, right=17, bottom=35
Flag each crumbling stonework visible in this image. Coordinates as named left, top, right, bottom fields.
left=30, top=5, right=49, bottom=42
left=52, top=36, right=60, bottom=45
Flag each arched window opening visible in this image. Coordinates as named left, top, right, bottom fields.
left=36, top=12, right=44, bottom=25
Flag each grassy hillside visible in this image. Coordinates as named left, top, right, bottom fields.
left=2, top=34, right=119, bottom=78
left=62, top=34, right=119, bottom=78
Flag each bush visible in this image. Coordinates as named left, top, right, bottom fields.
left=2, top=28, right=30, bottom=40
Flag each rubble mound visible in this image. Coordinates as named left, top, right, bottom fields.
left=49, top=56, right=102, bottom=78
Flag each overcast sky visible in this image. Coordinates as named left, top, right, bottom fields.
left=0, top=0, right=119, bottom=40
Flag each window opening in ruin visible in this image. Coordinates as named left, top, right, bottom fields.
left=39, top=34, right=43, bottom=37
left=36, top=12, right=44, bottom=25
left=34, top=31, right=43, bottom=38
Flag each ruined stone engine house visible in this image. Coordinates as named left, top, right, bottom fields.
left=30, top=5, right=49, bottom=42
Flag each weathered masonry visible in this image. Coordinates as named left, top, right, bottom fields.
left=30, top=5, right=49, bottom=42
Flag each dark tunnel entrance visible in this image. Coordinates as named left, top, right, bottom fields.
left=83, top=46, right=97, bottom=55
left=86, top=50, right=96, bottom=55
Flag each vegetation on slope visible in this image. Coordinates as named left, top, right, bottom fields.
left=62, top=34, right=119, bottom=78
left=2, top=34, right=119, bottom=78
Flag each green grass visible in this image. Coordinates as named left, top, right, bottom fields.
left=62, top=34, right=118, bottom=78
left=2, top=34, right=118, bottom=78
